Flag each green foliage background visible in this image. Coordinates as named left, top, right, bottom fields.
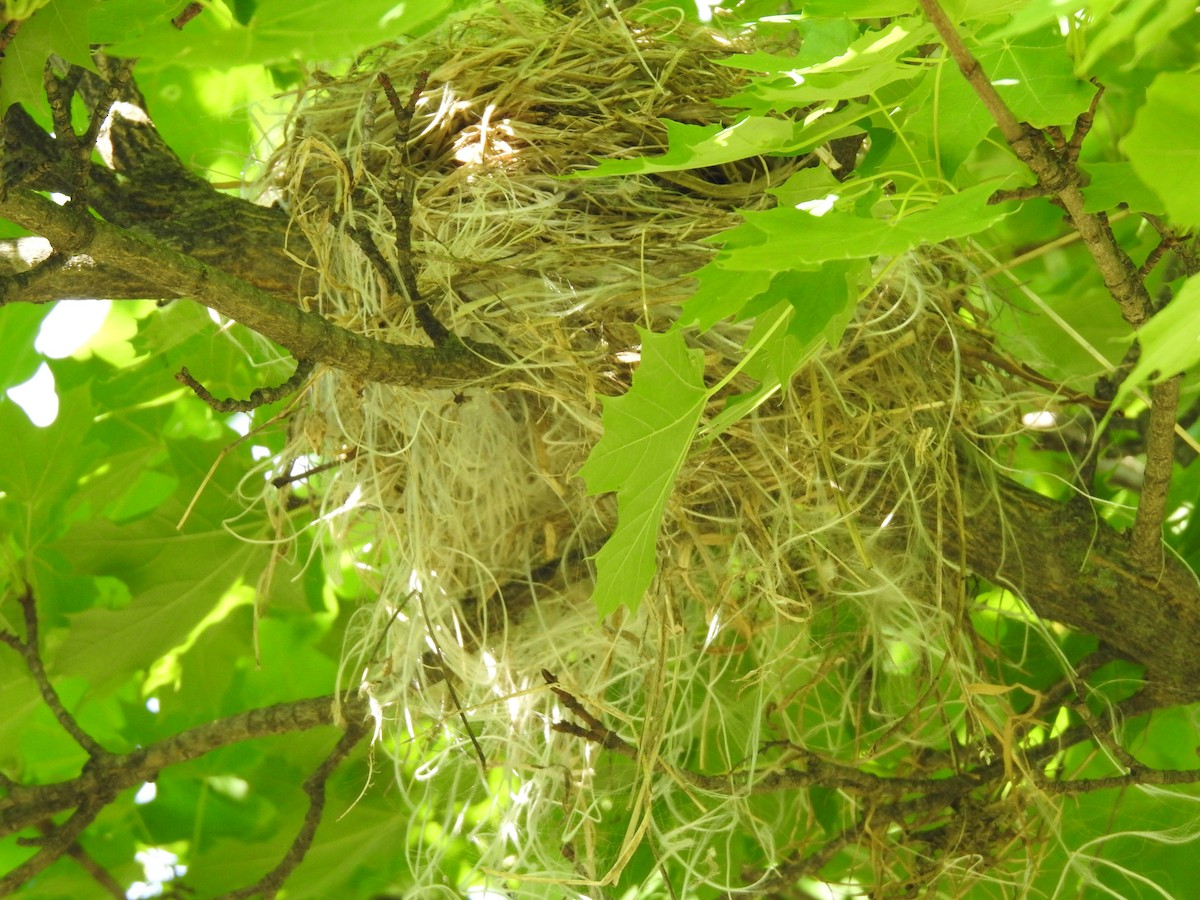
left=2, top=0, right=1200, bottom=897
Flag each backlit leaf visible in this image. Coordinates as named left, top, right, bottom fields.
left=1123, top=71, right=1200, bottom=229
left=1115, top=273, right=1200, bottom=407
left=578, top=329, right=707, bottom=617
left=716, top=182, right=1012, bottom=269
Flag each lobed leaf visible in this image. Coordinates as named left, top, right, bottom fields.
left=1122, top=71, right=1200, bottom=229
left=1114, top=273, right=1200, bottom=408
left=578, top=329, right=707, bottom=617
left=715, top=182, right=1013, bottom=270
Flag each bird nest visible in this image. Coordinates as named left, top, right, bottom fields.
left=264, top=1, right=1041, bottom=895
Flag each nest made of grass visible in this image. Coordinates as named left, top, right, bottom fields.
left=260, top=2, right=1056, bottom=895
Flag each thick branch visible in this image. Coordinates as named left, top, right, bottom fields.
left=1132, top=376, right=1181, bottom=567
left=0, top=189, right=505, bottom=387
left=0, top=238, right=172, bottom=300
left=3, top=101, right=314, bottom=303
left=948, top=460, right=1200, bottom=704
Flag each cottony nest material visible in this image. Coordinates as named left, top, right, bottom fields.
left=264, top=2, right=1042, bottom=895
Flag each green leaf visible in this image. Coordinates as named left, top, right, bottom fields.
left=135, top=64, right=276, bottom=183
left=100, top=0, right=453, bottom=68
left=1114, top=273, right=1200, bottom=408
left=955, top=28, right=1095, bottom=130
left=50, top=434, right=282, bottom=693
left=724, top=19, right=859, bottom=73
left=575, top=110, right=866, bottom=179
left=721, top=19, right=932, bottom=75
left=725, top=62, right=925, bottom=114
left=577, top=118, right=799, bottom=178
left=1080, top=0, right=1197, bottom=73
left=1122, top=71, right=1200, bottom=229
left=0, top=385, right=105, bottom=549
left=0, top=0, right=98, bottom=116
left=1080, top=161, right=1165, bottom=214
left=578, top=329, right=707, bottom=617
left=715, top=182, right=1013, bottom=270
left=705, top=264, right=859, bottom=434
left=0, top=303, right=52, bottom=391
left=800, top=0, right=916, bottom=14
left=677, top=261, right=776, bottom=331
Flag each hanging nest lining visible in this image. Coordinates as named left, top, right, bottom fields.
left=266, top=1, right=1046, bottom=895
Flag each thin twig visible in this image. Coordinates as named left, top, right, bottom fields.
left=917, top=0, right=1179, bottom=562
left=543, top=669, right=636, bottom=756
left=171, top=1, right=204, bottom=29
left=0, top=588, right=104, bottom=757
left=271, top=446, right=358, bottom=489
left=0, top=19, right=23, bottom=57
left=420, top=598, right=487, bottom=772
left=176, top=358, right=315, bottom=413
left=0, top=800, right=108, bottom=896
left=376, top=70, right=448, bottom=344
left=51, top=824, right=126, bottom=899
left=918, top=0, right=1153, bottom=328
left=225, top=718, right=370, bottom=899
left=1, top=694, right=367, bottom=838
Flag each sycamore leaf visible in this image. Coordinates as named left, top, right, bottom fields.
left=718, top=182, right=1011, bottom=269
left=1123, top=71, right=1200, bottom=229
left=52, top=433, right=295, bottom=694
left=99, top=0, right=451, bottom=68
left=1114, top=273, right=1200, bottom=408
left=973, top=30, right=1094, bottom=127
left=576, top=114, right=850, bottom=179
left=578, top=329, right=707, bottom=617
left=0, top=303, right=52, bottom=392
left=724, top=19, right=859, bottom=73
left=725, top=64, right=925, bottom=114
left=704, top=263, right=859, bottom=435
left=1079, top=0, right=1196, bottom=74
left=0, top=0, right=97, bottom=117
left=721, top=19, right=932, bottom=75
left=677, top=262, right=776, bottom=332
left=0, top=385, right=105, bottom=549
left=800, top=0, right=916, bottom=14
left=1080, top=162, right=1164, bottom=215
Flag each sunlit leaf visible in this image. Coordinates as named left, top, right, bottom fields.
left=1123, top=71, right=1200, bottom=229
left=1115, top=273, right=1200, bottom=407
left=716, top=182, right=1013, bottom=269
left=578, top=329, right=707, bottom=617
left=99, top=0, right=453, bottom=68
left=0, top=0, right=97, bottom=117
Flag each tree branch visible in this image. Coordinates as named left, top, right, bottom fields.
left=917, top=0, right=1179, bottom=566
left=945, top=457, right=1200, bottom=704
left=919, top=0, right=1150, bottom=326
left=3, top=98, right=314, bottom=304
left=0, top=588, right=104, bottom=758
left=0, top=799, right=108, bottom=896
left=225, top=718, right=370, bottom=899
left=1132, top=374, right=1181, bottom=568
left=0, top=188, right=506, bottom=387
left=0, top=694, right=369, bottom=840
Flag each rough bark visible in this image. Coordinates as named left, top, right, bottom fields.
left=947, top=461, right=1200, bottom=704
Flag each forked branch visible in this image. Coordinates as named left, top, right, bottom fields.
left=0, top=188, right=506, bottom=387
left=916, top=0, right=1179, bottom=567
